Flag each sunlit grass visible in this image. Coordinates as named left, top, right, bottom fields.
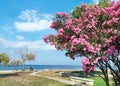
left=0, top=72, right=69, bottom=86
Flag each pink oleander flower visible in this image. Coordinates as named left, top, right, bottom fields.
left=50, top=42, right=54, bottom=46
left=83, top=35, right=89, bottom=39
left=82, top=58, right=90, bottom=65
left=50, top=21, right=57, bottom=28
left=88, top=65, right=95, bottom=72
left=102, top=8, right=108, bottom=15
left=106, top=20, right=112, bottom=25
left=100, top=56, right=107, bottom=60
left=104, top=39, right=112, bottom=47
left=64, top=43, right=67, bottom=48
left=91, top=32, right=96, bottom=34
left=43, top=36, right=48, bottom=43
left=65, top=35, right=70, bottom=39
left=107, top=46, right=116, bottom=55
left=112, top=17, right=119, bottom=23
left=82, top=65, right=87, bottom=72
left=82, top=58, right=95, bottom=73
left=112, top=36, right=117, bottom=40
left=70, top=45, right=75, bottom=52
left=85, top=44, right=95, bottom=53
left=65, top=19, right=73, bottom=28
left=107, top=28, right=113, bottom=33
left=74, top=27, right=81, bottom=34
left=56, top=12, right=62, bottom=17
left=110, top=11, right=116, bottom=17
left=80, top=35, right=89, bottom=39
left=87, top=24, right=93, bottom=28
left=88, top=14, right=93, bottom=18
left=79, top=38, right=88, bottom=45
left=81, top=4, right=86, bottom=9
left=115, top=10, right=120, bottom=16
left=72, top=38, right=80, bottom=45
left=95, top=44, right=101, bottom=52
left=58, top=28, right=64, bottom=34
left=94, top=57, right=101, bottom=64
left=71, top=35, right=75, bottom=40
left=56, top=12, right=69, bottom=18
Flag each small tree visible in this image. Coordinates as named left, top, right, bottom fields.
left=10, top=60, right=20, bottom=73
left=0, top=53, right=9, bottom=67
left=15, top=48, right=36, bottom=71
left=26, top=53, right=36, bottom=60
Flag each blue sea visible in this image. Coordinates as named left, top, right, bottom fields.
left=0, top=65, right=82, bottom=70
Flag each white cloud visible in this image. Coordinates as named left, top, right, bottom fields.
left=0, top=37, right=55, bottom=50
left=15, top=20, right=52, bottom=32
left=14, top=9, right=53, bottom=32
left=0, top=25, right=14, bottom=35
left=16, top=35, right=24, bottom=40
left=18, top=9, right=39, bottom=22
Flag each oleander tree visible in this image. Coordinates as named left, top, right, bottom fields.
left=44, top=1, right=120, bottom=86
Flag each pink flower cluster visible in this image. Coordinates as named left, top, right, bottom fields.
left=58, top=28, right=64, bottom=34
left=56, top=12, right=69, bottom=18
left=50, top=21, right=57, bottom=28
left=82, top=58, right=95, bottom=73
left=43, top=36, right=49, bottom=43
left=104, top=36, right=117, bottom=47
left=84, top=44, right=101, bottom=53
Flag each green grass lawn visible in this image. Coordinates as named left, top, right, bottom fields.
left=0, top=72, right=69, bottom=86
left=90, top=77, right=106, bottom=86
left=70, top=71, right=107, bottom=86
left=88, top=77, right=113, bottom=86
left=76, top=71, right=113, bottom=86
left=56, top=70, right=113, bottom=86
left=1, top=70, right=113, bottom=86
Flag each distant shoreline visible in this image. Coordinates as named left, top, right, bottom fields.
left=0, top=69, right=81, bottom=72
left=0, top=65, right=82, bottom=71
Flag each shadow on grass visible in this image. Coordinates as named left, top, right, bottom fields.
left=69, top=84, right=86, bottom=86
left=0, top=73, right=19, bottom=78
left=71, top=71, right=102, bottom=77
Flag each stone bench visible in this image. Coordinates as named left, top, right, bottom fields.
left=70, top=76, right=94, bottom=86
left=59, top=72, right=71, bottom=77
left=59, top=72, right=80, bottom=77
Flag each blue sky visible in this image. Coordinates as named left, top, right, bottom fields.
left=0, top=0, right=98, bottom=65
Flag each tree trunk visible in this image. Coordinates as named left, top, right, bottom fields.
left=102, top=70, right=110, bottom=86
left=22, top=60, right=25, bottom=71
left=96, top=63, right=110, bottom=86
left=105, top=77, right=110, bottom=86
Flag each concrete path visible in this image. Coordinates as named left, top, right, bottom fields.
left=29, top=72, right=79, bottom=85
left=29, top=72, right=38, bottom=75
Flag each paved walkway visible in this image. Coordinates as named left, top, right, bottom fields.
left=29, top=72, right=38, bottom=75
left=29, top=72, right=79, bottom=85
